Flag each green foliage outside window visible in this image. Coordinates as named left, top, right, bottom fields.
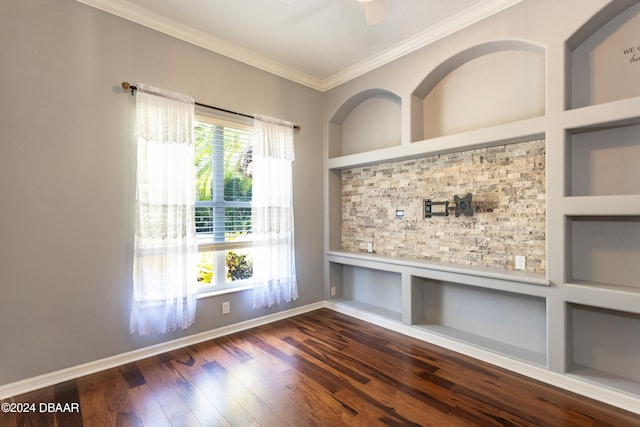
left=225, top=251, right=254, bottom=281
left=197, top=249, right=254, bottom=283
left=197, top=252, right=214, bottom=284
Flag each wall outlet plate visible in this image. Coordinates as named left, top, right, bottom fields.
left=515, top=256, right=526, bottom=270
left=222, top=301, right=230, bottom=314
left=330, top=286, right=336, bottom=297
left=367, top=242, right=374, bottom=253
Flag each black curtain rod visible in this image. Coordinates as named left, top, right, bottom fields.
left=121, top=82, right=300, bottom=132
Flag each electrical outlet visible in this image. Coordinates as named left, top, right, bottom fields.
left=515, top=256, right=526, bottom=270
left=330, top=286, right=336, bottom=297
left=367, top=242, right=374, bottom=253
left=222, top=301, right=230, bottom=315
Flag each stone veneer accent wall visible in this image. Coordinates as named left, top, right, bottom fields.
left=341, top=139, right=546, bottom=273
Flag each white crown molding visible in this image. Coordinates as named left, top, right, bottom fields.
left=76, top=0, right=523, bottom=92
left=321, top=0, right=525, bottom=91
left=74, top=0, right=324, bottom=90
left=75, top=0, right=523, bottom=92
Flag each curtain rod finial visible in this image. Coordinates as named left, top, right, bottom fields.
left=121, top=81, right=136, bottom=95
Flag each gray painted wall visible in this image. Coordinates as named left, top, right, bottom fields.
left=0, top=0, right=323, bottom=385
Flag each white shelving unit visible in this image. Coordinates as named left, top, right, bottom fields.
left=413, top=277, right=547, bottom=366
left=568, top=304, right=640, bottom=396
left=327, top=250, right=549, bottom=363
left=329, top=260, right=403, bottom=322
left=323, top=0, right=640, bottom=413
left=327, top=116, right=546, bottom=170
left=559, top=3, right=640, bottom=402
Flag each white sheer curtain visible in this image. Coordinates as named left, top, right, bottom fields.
left=251, top=113, right=298, bottom=308
left=130, top=83, right=198, bottom=336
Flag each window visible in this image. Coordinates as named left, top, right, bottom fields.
left=194, top=112, right=254, bottom=293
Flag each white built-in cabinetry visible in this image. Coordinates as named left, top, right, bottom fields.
left=323, top=0, right=640, bottom=412
left=561, top=0, right=640, bottom=400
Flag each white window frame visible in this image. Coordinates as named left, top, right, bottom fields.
left=194, top=109, right=254, bottom=295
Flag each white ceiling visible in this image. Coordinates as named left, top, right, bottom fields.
left=77, top=0, right=522, bottom=91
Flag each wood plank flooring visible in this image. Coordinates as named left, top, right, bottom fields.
left=2, top=308, right=639, bottom=426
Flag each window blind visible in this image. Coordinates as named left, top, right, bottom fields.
left=194, top=120, right=253, bottom=244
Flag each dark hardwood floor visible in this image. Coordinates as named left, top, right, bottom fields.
left=2, top=308, right=639, bottom=426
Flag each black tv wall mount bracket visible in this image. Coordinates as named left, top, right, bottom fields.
left=424, top=193, right=474, bottom=218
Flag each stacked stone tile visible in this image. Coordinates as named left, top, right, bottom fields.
left=341, top=140, right=546, bottom=273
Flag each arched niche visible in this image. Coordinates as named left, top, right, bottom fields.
left=329, top=89, right=401, bottom=158
left=411, top=40, right=545, bottom=141
left=569, top=1, right=640, bottom=109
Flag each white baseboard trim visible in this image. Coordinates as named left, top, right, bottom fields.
left=326, top=301, right=640, bottom=416
left=3, top=300, right=639, bottom=415
left=0, top=301, right=324, bottom=400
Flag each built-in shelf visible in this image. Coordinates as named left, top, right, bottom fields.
left=568, top=121, right=640, bottom=197
left=329, top=298, right=403, bottom=323
left=411, top=40, right=545, bottom=141
left=568, top=216, right=640, bottom=290
left=327, top=250, right=550, bottom=288
left=568, top=304, right=640, bottom=396
left=562, top=96, right=640, bottom=130
left=565, top=280, right=640, bottom=304
left=569, top=365, right=640, bottom=397
left=413, top=323, right=547, bottom=366
left=563, top=195, right=640, bottom=216
left=559, top=2, right=640, bottom=403
left=329, top=89, right=401, bottom=159
left=323, top=1, right=640, bottom=412
left=412, top=276, right=547, bottom=366
left=327, top=116, right=545, bottom=170
left=328, top=262, right=403, bottom=324
left=569, top=2, right=640, bottom=109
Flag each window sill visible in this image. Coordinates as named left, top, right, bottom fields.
left=197, top=284, right=253, bottom=299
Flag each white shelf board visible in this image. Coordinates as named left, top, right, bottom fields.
left=567, top=279, right=640, bottom=295
left=564, top=282, right=640, bottom=314
left=563, top=96, right=640, bottom=131
left=569, top=364, right=640, bottom=397
left=329, top=298, right=402, bottom=322
left=327, top=116, right=545, bottom=170
left=327, top=250, right=549, bottom=287
left=413, top=323, right=547, bottom=366
left=563, top=195, right=640, bottom=216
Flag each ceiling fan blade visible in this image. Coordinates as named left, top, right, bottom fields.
left=364, top=0, right=386, bottom=25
